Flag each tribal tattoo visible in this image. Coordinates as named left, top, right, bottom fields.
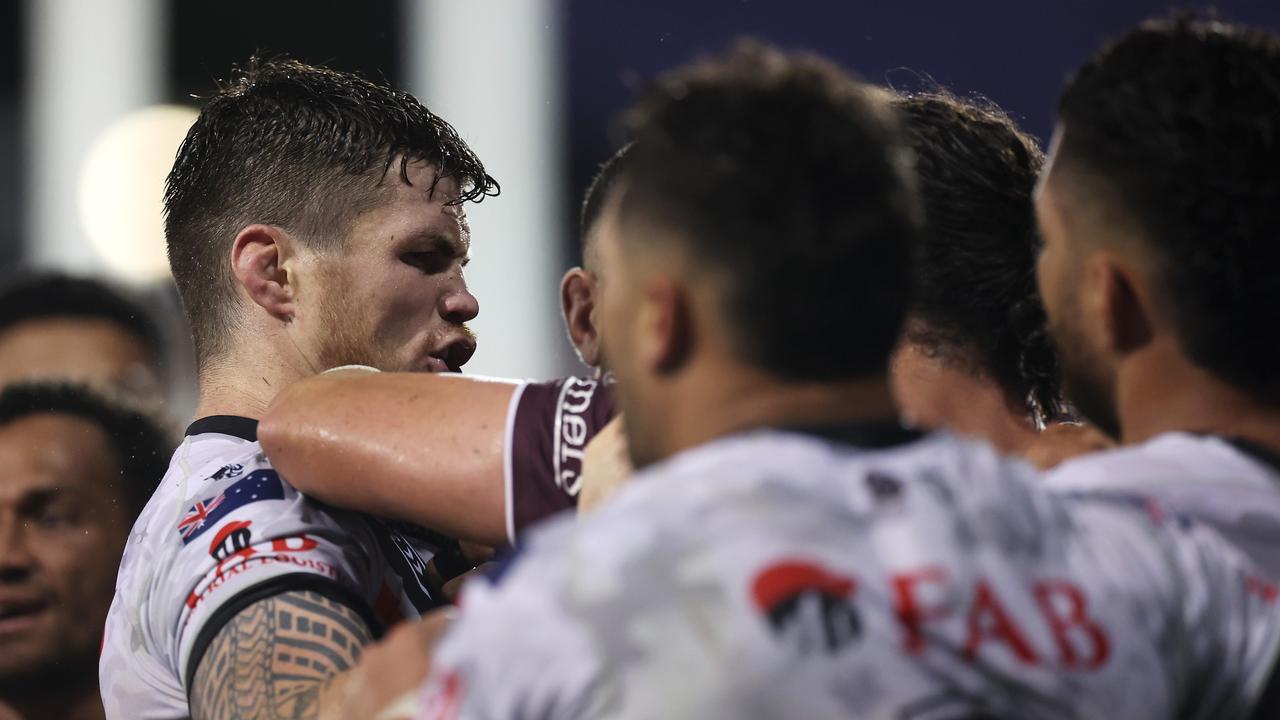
left=190, top=590, right=373, bottom=720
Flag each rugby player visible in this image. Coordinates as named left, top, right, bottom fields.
left=0, top=383, right=169, bottom=720
left=257, top=92, right=1100, bottom=544
left=1037, top=18, right=1280, bottom=575
left=99, top=58, right=497, bottom=719
left=0, top=273, right=166, bottom=401
left=411, top=43, right=1280, bottom=719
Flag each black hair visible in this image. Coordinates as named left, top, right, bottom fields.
left=0, top=382, right=172, bottom=520
left=164, top=56, right=499, bottom=364
left=617, top=41, right=921, bottom=381
left=1056, top=17, right=1280, bottom=399
left=580, top=143, right=633, bottom=248
left=894, top=92, right=1061, bottom=421
left=0, top=272, right=163, bottom=364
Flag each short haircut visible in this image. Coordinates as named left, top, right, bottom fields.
left=1056, top=17, right=1280, bottom=399
left=894, top=92, right=1061, bottom=420
left=0, top=272, right=164, bottom=364
left=580, top=144, right=632, bottom=265
left=165, top=57, right=498, bottom=363
left=0, top=382, right=172, bottom=520
left=616, top=42, right=921, bottom=381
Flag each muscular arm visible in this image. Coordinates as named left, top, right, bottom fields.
left=258, top=371, right=518, bottom=547
left=190, top=590, right=373, bottom=720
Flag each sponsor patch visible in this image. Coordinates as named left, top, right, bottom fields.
left=177, top=470, right=285, bottom=544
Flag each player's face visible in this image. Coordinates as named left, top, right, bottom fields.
left=0, top=415, right=131, bottom=691
left=0, top=318, right=162, bottom=401
left=305, top=161, right=479, bottom=373
left=1035, top=135, right=1121, bottom=437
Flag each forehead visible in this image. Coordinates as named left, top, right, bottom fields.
left=0, top=318, right=152, bottom=386
left=355, top=160, right=471, bottom=243
left=0, top=414, right=118, bottom=503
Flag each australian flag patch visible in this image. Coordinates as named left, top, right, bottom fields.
left=177, top=470, right=285, bottom=545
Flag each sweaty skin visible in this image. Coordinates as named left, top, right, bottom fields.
left=259, top=371, right=520, bottom=547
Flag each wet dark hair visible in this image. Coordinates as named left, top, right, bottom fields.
left=0, top=272, right=163, bottom=365
left=894, top=92, right=1060, bottom=421
left=0, top=382, right=172, bottom=519
left=616, top=42, right=921, bottom=381
left=1056, top=17, right=1280, bottom=399
left=580, top=144, right=632, bottom=262
left=165, top=57, right=498, bottom=364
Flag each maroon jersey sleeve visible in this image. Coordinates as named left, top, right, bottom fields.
left=504, top=376, right=617, bottom=544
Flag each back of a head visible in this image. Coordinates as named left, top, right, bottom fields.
left=0, top=271, right=163, bottom=365
left=893, top=93, right=1060, bottom=420
left=165, top=57, right=497, bottom=364
left=1056, top=17, right=1280, bottom=400
left=617, top=42, right=921, bottom=381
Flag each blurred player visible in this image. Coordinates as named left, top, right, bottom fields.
left=1037, top=18, right=1280, bottom=575
left=0, top=383, right=169, bottom=720
left=410, top=43, right=1280, bottom=720
left=0, top=273, right=165, bottom=401
left=99, top=58, right=497, bottom=720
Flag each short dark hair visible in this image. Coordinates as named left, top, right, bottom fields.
left=165, top=57, right=498, bottom=363
left=580, top=144, right=632, bottom=264
left=1056, top=17, right=1280, bottom=399
left=0, top=382, right=172, bottom=520
left=0, top=272, right=163, bottom=364
left=893, top=92, right=1061, bottom=421
left=616, top=42, right=921, bottom=381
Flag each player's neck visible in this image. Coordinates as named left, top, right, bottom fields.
left=658, top=358, right=900, bottom=461
left=1119, top=340, right=1280, bottom=452
left=0, top=684, right=105, bottom=720
left=193, top=338, right=317, bottom=422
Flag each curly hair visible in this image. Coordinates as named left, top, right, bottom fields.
left=165, top=57, right=499, bottom=364
left=617, top=41, right=921, bottom=381
left=893, top=92, right=1060, bottom=422
left=0, top=381, right=172, bottom=520
left=1056, top=17, right=1280, bottom=400
left=0, top=272, right=164, bottom=365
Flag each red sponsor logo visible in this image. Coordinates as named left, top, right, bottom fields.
left=752, top=561, right=1115, bottom=670
left=420, top=668, right=465, bottom=720
left=890, top=565, right=1111, bottom=669
left=185, top=535, right=335, bottom=610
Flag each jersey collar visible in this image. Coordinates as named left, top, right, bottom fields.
left=185, top=415, right=259, bottom=442
left=779, top=419, right=923, bottom=450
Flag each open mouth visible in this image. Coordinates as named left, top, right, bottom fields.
left=426, top=337, right=478, bottom=373
left=0, top=597, right=49, bottom=633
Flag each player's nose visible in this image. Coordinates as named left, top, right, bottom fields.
left=440, top=286, right=480, bottom=324
left=0, top=513, right=36, bottom=582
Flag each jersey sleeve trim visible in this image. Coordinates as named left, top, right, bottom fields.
left=502, top=382, right=529, bottom=547
left=182, top=572, right=384, bottom=699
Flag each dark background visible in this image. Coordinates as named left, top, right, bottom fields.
left=3, top=0, right=1279, bottom=268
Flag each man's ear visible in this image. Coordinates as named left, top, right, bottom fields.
left=560, top=267, right=602, bottom=368
left=637, top=275, right=691, bottom=374
left=1094, top=255, right=1154, bottom=356
left=231, top=224, right=297, bottom=321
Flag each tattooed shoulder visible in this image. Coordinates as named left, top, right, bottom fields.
left=190, top=590, right=374, bottom=720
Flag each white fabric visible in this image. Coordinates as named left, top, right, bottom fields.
left=418, top=430, right=1280, bottom=720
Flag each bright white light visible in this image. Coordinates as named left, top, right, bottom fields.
left=77, top=105, right=197, bottom=285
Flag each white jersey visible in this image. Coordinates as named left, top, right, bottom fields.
left=417, top=426, right=1280, bottom=720
left=1044, top=432, right=1280, bottom=576
left=101, top=416, right=449, bottom=720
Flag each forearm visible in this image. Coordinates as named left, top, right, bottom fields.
left=190, top=590, right=374, bottom=720
left=259, top=371, right=516, bottom=545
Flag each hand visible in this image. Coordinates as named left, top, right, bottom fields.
left=335, top=609, right=456, bottom=720
left=1023, top=422, right=1115, bottom=470
left=578, top=416, right=634, bottom=515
